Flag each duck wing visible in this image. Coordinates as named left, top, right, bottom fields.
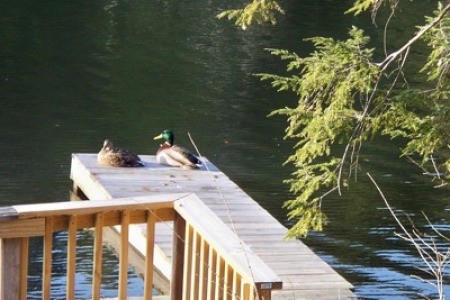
left=116, top=148, right=144, bottom=167
left=165, top=145, right=201, bottom=168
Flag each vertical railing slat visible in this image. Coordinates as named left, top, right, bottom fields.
left=198, top=237, right=208, bottom=299
left=43, top=217, right=53, bottom=300
left=214, top=253, right=221, bottom=300
left=189, top=229, right=199, bottom=300
left=92, top=212, right=104, bottom=300
left=223, top=263, right=230, bottom=300
left=242, top=282, right=251, bottom=300
left=228, top=265, right=234, bottom=300
left=171, top=212, right=186, bottom=300
left=20, top=237, right=29, bottom=300
left=118, top=210, right=130, bottom=299
left=232, top=271, right=239, bottom=300
left=182, top=224, right=192, bottom=300
left=250, top=284, right=256, bottom=300
left=257, top=287, right=272, bottom=300
left=144, top=211, right=155, bottom=300
left=67, top=215, right=78, bottom=299
left=206, top=246, right=216, bottom=300
left=228, top=264, right=233, bottom=300
left=216, top=256, right=225, bottom=300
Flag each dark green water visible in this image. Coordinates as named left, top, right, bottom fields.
left=1, top=0, right=449, bottom=298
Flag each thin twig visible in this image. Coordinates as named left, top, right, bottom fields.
left=383, top=1, right=399, bottom=57
left=367, top=173, right=449, bottom=300
left=378, top=2, right=450, bottom=72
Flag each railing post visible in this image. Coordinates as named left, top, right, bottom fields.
left=171, top=212, right=186, bottom=300
left=0, top=238, right=22, bottom=300
left=256, top=283, right=273, bottom=300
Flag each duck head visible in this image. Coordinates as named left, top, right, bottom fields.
left=102, top=139, right=114, bottom=151
left=154, top=130, right=174, bottom=146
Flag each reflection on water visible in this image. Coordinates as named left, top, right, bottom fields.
left=0, top=0, right=448, bottom=298
left=27, top=231, right=146, bottom=299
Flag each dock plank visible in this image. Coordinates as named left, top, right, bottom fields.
left=70, top=154, right=356, bottom=299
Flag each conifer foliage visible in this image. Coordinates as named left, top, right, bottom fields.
left=220, top=1, right=450, bottom=237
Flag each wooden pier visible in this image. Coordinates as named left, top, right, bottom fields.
left=70, top=153, right=356, bottom=299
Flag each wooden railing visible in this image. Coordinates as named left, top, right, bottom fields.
left=0, top=193, right=282, bottom=300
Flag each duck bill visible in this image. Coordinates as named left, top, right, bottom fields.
left=153, top=134, right=163, bottom=140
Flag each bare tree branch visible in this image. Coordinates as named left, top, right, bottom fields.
left=378, top=2, right=450, bottom=72
left=368, top=172, right=449, bottom=300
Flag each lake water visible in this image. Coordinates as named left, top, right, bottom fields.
left=0, top=0, right=448, bottom=298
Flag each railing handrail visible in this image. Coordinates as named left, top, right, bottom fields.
left=175, top=194, right=282, bottom=289
left=8, top=194, right=184, bottom=219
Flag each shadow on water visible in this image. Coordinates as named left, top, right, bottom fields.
left=0, top=0, right=448, bottom=298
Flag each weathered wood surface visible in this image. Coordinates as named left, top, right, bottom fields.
left=71, top=154, right=356, bottom=299
left=0, top=207, right=18, bottom=221
left=0, top=238, right=22, bottom=300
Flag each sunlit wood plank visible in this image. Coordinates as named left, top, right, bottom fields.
left=189, top=229, right=199, bottom=300
left=0, top=218, right=45, bottom=238
left=232, top=271, right=238, bottom=300
left=241, top=282, right=251, bottom=300
left=206, top=247, right=216, bottom=300
left=198, top=237, right=208, bottom=299
left=182, top=224, right=192, bottom=300
left=249, top=283, right=255, bottom=300
left=223, top=263, right=230, bottom=300
left=214, top=256, right=224, bottom=300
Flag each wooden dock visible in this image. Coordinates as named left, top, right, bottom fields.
left=70, top=154, right=356, bottom=299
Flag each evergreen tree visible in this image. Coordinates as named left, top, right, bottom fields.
left=220, top=0, right=450, bottom=237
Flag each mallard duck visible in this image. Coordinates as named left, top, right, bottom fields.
left=153, top=130, right=202, bottom=169
left=97, top=139, right=144, bottom=167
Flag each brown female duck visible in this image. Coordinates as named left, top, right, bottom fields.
left=97, top=139, right=144, bottom=167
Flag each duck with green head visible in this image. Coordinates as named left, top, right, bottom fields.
left=98, top=139, right=144, bottom=167
left=153, top=130, right=202, bottom=169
